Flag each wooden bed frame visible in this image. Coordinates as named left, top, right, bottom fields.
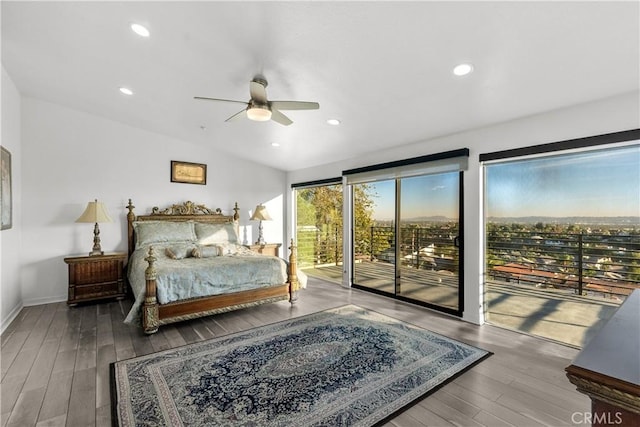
left=126, top=199, right=299, bottom=334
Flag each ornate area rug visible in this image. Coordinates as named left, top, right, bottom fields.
left=111, top=305, right=490, bottom=426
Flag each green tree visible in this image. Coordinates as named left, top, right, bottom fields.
left=296, top=184, right=376, bottom=266
left=353, top=184, right=377, bottom=257
left=295, top=194, right=317, bottom=267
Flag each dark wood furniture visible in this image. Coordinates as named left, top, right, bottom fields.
left=246, top=243, right=281, bottom=257
left=126, top=200, right=300, bottom=334
left=566, top=289, right=640, bottom=426
left=64, top=253, right=127, bottom=305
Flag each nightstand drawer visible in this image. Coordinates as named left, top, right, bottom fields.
left=70, top=260, right=122, bottom=285
left=74, top=281, right=121, bottom=300
left=64, top=253, right=127, bottom=305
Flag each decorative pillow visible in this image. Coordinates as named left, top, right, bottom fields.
left=191, top=245, right=221, bottom=258
left=218, top=242, right=255, bottom=256
left=165, top=244, right=195, bottom=260
left=195, top=222, right=239, bottom=245
left=133, top=221, right=197, bottom=249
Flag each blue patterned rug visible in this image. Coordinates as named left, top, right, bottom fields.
left=111, top=305, right=490, bottom=426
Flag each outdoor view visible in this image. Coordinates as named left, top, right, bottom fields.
left=352, top=173, right=462, bottom=313
left=484, top=144, right=640, bottom=346
left=294, top=143, right=639, bottom=347
left=296, top=171, right=463, bottom=314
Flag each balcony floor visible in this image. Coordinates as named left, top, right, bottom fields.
left=302, top=262, right=621, bottom=348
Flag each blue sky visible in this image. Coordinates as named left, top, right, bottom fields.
left=486, top=145, right=639, bottom=218
left=364, top=145, right=639, bottom=220
left=368, top=172, right=460, bottom=221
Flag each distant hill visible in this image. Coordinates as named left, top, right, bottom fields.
left=391, top=216, right=640, bottom=225
left=403, top=215, right=453, bottom=222
left=486, top=216, right=640, bottom=225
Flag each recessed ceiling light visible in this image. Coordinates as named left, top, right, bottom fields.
left=327, top=119, right=341, bottom=126
left=271, top=142, right=281, bottom=148
left=453, top=63, right=473, bottom=76
left=119, top=87, right=134, bottom=96
left=131, top=23, right=150, bottom=38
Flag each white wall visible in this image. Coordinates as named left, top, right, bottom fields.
left=7, top=82, right=639, bottom=327
left=286, top=91, right=640, bottom=325
left=19, top=97, right=286, bottom=306
left=1, top=67, right=23, bottom=331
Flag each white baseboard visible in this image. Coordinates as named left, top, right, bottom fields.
left=22, top=295, right=67, bottom=307
left=1, top=302, right=24, bottom=335
left=1, top=295, right=68, bottom=334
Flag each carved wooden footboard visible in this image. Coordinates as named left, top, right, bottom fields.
left=126, top=199, right=299, bottom=334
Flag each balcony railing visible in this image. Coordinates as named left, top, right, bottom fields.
left=299, top=224, right=640, bottom=301
left=296, top=225, right=342, bottom=268
left=487, top=230, right=639, bottom=300
left=365, top=226, right=460, bottom=273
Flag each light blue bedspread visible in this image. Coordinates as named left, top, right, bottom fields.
left=124, top=244, right=292, bottom=324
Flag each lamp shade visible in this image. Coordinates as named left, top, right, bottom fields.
left=250, top=205, right=272, bottom=221
left=76, top=199, right=113, bottom=223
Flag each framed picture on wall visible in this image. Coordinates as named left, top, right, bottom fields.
left=171, top=160, right=207, bottom=185
left=1, top=146, right=12, bottom=230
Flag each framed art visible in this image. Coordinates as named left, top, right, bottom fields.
left=1, top=146, right=12, bottom=230
left=171, top=160, right=207, bottom=185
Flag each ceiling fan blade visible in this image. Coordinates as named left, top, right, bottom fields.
left=194, top=96, right=248, bottom=106
left=225, top=108, right=247, bottom=122
left=249, top=80, right=268, bottom=104
left=270, top=109, right=293, bottom=126
left=270, top=100, right=320, bottom=111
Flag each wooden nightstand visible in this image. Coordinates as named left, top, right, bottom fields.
left=246, top=243, right=282, bottom=257
left=64, top=253, right=127, bottom=305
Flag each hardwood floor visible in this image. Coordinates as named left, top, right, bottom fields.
left=1, top=277, right=589, bottom=426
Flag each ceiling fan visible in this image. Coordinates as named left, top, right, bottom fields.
left=194, top=77, right=319, bottom=126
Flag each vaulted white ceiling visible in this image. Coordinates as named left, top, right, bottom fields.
left=2, top=1, right=638, bottom=171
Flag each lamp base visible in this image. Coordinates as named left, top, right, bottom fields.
left=255, top=220, right=266, bottom=245
left=89, top=222, right=104, bottom=256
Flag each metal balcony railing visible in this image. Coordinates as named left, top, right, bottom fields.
left=299, top=224, right=640, bottom=300
left=365, top=226, right=460, bottom=273
left=486, top=230, right=639, bottom=299
left=296, top=225, right=343, bottom=268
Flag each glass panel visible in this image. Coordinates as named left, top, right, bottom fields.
left=398, top=173, right=460, bottom=310
left=484, top=144, right=640, bottom=347
left=295, top=185, right=343, bottom=280
left=353, top=180, right=395, bottom=294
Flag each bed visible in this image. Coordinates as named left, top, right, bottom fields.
left=124, top=199, right=301, bottom=334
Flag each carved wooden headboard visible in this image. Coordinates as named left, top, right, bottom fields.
left=126, top=199, right=240, bottom=257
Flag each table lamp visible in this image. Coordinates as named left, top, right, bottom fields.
left=250, top=204, right=272, bottom=245
left=76, top=199, right=113, bottom=256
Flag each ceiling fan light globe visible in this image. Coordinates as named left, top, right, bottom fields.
left=247, top=106, right=272, bottom=122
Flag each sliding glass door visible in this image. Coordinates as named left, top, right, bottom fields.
left=352, top=171, right=463, bottom=315
left=398, top=173, right=461, bottom=310
left=353, top=180, right=396, bottom=294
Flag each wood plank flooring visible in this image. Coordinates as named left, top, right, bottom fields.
left=1, top=277, right=590, bottom=426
